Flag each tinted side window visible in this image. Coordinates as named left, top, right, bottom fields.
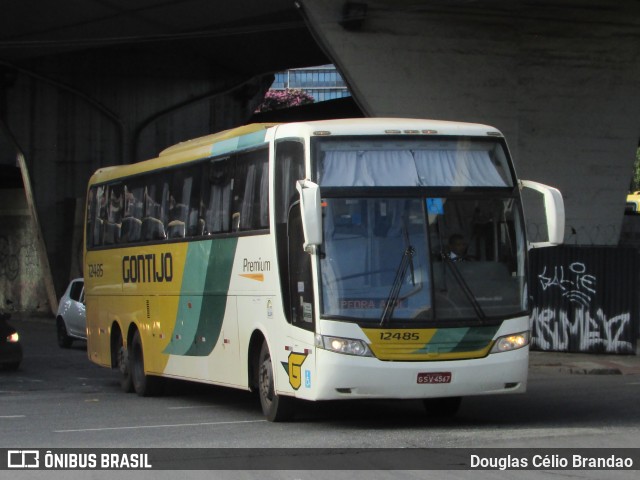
left=274, top=140, right=305, bottom=323
left=87, top=147, right=270, bottom=249
left=288, top=204, right=315, bottom=331
left=69, top=281, right=84, bottom=302
left=233, top=148, right=269, bottom=231
left=88, top=185, right=107, bottom=248
left=121, top=179, right=144, bottom=244
left=275, top=141, right=305, bottom=224
left=104, top=184, right=123, bottom=245
left=140, top=173, right=168, bottom=242
left=202, top=158, right=233, bottom=234
left=167, top=166, right=200, bottom=239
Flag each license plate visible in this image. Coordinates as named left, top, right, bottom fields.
left=417, top=372, right=452, bottom=384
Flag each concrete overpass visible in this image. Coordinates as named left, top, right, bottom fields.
left=0, top=0, right=639, bottom=313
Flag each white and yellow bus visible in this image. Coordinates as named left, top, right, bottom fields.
left=84, top=118, right=564, bottom=421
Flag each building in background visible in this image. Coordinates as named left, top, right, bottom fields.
left=271, top=65, right=350, bottom=102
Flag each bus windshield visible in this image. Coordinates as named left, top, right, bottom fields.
left=314, top=133, right=527, bottom=324
left=319, top=196, right=527, bottom=323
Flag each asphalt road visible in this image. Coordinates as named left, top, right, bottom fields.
left=1, top=317, right=640, bottom=479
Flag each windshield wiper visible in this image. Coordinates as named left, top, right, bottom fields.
left=380, top=216, right=418, bottom=326
left=380, top=245, right=415, bottom=326
left=442, top=254, right=488, bottom=323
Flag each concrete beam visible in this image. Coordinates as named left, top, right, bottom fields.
left=300, top=0, right=640, bottom=245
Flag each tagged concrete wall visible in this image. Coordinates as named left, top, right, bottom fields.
left=0, top=189, right=49, bottom=313
left=530, top=246, right=638, bottom=354
left=300, top=0, right=640, bottom=246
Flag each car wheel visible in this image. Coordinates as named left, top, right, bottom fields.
left=258, top=341, right=295, bottom=422
left=56, top=317, right=73, bottom=349
left=130, top=330, right=163, bottom=397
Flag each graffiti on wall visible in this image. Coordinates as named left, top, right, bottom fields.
left=537, top=262, right=596, bottom=308
left=531, top=306, right=632, bottom=353
left=530, top=247, right=637, bottom=354
left=0, top=235, right=40, bottom=281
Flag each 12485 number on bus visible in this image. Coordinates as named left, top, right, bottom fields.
left=379, top=331, right=420, bottom=341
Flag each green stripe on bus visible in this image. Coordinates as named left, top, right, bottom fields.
left=186, top=238, right=238, bottom=356
left=163, top=237, right=238, bottom=357
left=211, top=130, right=267, bottom=157
left=448, top=325, right=499, bottom=353
left=163, top=241, right=213, bottom=356
left=412, top=325, right=499, bottom=354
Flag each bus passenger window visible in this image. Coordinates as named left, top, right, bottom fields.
left=86, top=187, right=97, bottom=248
left=203, top=158, right=232, bottom=234
left=167, top=170, right=195, bottom=239
left=90, top=185, right=107, bottom=247
left=121, top=184, right=143, bottom=243
left=104, top=185, right=123, bottom=245
left=140, top=178, right=167, bottom=241
left=233, top=148, right=269, bottom=231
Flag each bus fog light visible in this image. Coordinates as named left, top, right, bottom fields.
left=491, top=331, right=529, bottom=353
left=315, top=334, right=372, bottom=357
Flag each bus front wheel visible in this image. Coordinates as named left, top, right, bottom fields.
left=130, top=330, right=164, bottom=397
left=258, top=342, right=295, bottom=422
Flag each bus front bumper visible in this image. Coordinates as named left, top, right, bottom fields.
left=308, top=347, right=529, bottom=401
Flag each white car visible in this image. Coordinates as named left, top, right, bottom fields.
left=56, top=278, right=86, bottom=348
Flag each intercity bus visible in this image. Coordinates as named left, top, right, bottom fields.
left=84, top=118, right=564, bottom=421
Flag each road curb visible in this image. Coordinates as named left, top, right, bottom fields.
left=529, top=348, right=640, bottom=375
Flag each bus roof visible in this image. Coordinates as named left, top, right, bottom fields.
left=88, top=123, right=277, bottom=185
left=274, top=118, right=503, bottom=138
left=88, top=118, right=504, bottom=185
left=159, top=123, right=278, bottom=157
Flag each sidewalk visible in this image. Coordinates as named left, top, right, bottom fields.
left=529, top=350, right=640, bottom=375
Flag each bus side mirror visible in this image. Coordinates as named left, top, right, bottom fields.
left=296, top=180, right=323, bottom=252
left=520, top=180, right=565, bottom=248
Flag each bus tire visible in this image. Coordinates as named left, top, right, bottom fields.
left=258, top=341, right=295, bottom=422
left=130, top=330, right=164, bottom=397
left=116, top=333, right=133, bottom=393
left=423, top=397, right=462, bottom=418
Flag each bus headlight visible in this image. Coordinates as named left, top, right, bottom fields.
left=6, top=332, right=19, bottom=343
left=490, top=331, right=529, bottom=353
left=315, top=334, right=373, bottom=357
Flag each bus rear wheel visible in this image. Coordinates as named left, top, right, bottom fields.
left=423, top=397, right=462, bottom=418
left=116, top=332, right=133, bottom=393
left=258, top=342, right=295, bottom=422
left=130, top=330, right=164, bottom=397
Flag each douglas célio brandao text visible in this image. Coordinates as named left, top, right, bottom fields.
left=470, top=453, right=634, bottom=470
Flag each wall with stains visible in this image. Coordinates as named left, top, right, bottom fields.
left=0, top=189, right=49, bottom=313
